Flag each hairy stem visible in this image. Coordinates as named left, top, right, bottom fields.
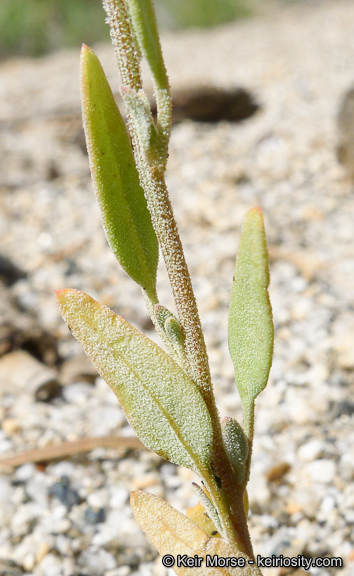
left=102, top=0, right=255, bottom=557
left=137, top=164, right=254, bottom=559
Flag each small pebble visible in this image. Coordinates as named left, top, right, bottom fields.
left=298, top=440, right=326, bottom=462
left=1, top=418, right=20, bottom=434
left=37, top=553, right=63, bottom=576
left=79, top=547, right=117, bottom=573
left=110, top=487, right=129, bottom=508
left=62, top=382, right=94, bottom=404
left=306, top=460, right=336, bottom=484
left=50, top=476, right=80, bottom=508
left=87, top=488, right=109, bottom=509
left=84, top=506, right=106, bottom=525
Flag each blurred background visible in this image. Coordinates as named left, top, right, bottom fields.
left=0, top=0, right=315, bottom=59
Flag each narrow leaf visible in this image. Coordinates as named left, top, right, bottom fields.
left=124, top=0, right=172, bottom=166
left=191, top=482, right=222, bottom=534
left=80, top=45, right=158, bottom=301
left=125, top=0, right=169, bottom=93
left=131, top=490, right=262, bottom=576
left=228, top=208, right=274, bottom=407
left=56, top=289, right=212, bottom=474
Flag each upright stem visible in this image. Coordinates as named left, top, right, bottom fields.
left=103, top=0, right=142, bottom=91
left=103, top=0, right=255, bottom=558
left=135, top=163, right=254, bottom=559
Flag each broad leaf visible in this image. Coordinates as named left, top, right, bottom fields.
left=80, top=45, right=158, bottom=301
left=131, top=490, right=262, bottom=576
left=56, top=289, right=212, bottom=473
left=228, top=208, right=274, bottom=406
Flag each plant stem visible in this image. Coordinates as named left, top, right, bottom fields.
left=103, top=0, right=255, bottom=557
left=242, top=400, right=255, bottom=489
left=137, top=164, right=254, bottom=559
left=103, top=0, right=142, bottom=91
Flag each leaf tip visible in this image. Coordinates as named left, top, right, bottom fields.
left=130, top=489, right=143, bottom=507
left=130, top=490, right=152, bottom=515
left=55, top=288, right=84, bottom=312
left=81, top=43, right=92, bottom=56
left=55, top=288, right=68, bottom=302
left=246, top=206, right=263, bottom=221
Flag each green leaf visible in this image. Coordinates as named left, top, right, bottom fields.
left=155, top=304, right=183, bottom=346
left=228, top=208, right=274, bottom=407
left=56, top=289, right=213, bottom=474
left=80, top=45, right=158, bottom=301
left=124, top=0, right=172, bottom=166
left=222, top=417, right=248, bottom=486
left=125, top=0, right=169, bottom=93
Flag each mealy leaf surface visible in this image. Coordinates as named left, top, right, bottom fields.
left=131, top=490, right=262, bottom=576
left=228, top=208, right=274, bottom=406
left=56, top=289, right=212, bottom=473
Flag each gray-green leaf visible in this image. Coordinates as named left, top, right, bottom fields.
left=228, top=208, right=274, bottom=407
left=80, top=45, right=158, bottom=301
left=56, top=289, right=213, bottom=474
left=222, top=417, right=249, bottom=486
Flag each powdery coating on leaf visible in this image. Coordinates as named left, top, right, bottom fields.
left=80, top=45, right=158, bottom=299
left=56, top=290, right=213, bottom=473
left=131, top=490, right=262, bottom=576
left=222, top=418, right=248, bottom=486
left=228, top=208, right=274, bottom=405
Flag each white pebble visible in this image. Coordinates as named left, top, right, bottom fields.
left=91, top=406, right=126, bottom=434
left=320, top=495, right=336, bottom=514
left=11, top=502, right=44, bottom=538
left=15, top=463, right=35, bottom=482
left=37, top=552, right=63, bottom=576
left=26, top=476, right=49, bottom=508
left=87, top=488, right=109, bottom=509
left=306, top=459, right=336, bottom=484
left=49, top=461, right=77, bottom=478
left=79, top=547, right=117, bottom=572
left=55, top=534, right=71, bottom=556
left=298, top=440, right=326, bottom=462
left=91, top=525, right=117, bottom=547
left=62, top=382, right=93, bottom=404
left=109, top=486, right=129, bottom=508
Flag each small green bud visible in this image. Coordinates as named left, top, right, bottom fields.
left=164, top=316, right=183, bottom=346
left=155, top=304, right=183, bottom=346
